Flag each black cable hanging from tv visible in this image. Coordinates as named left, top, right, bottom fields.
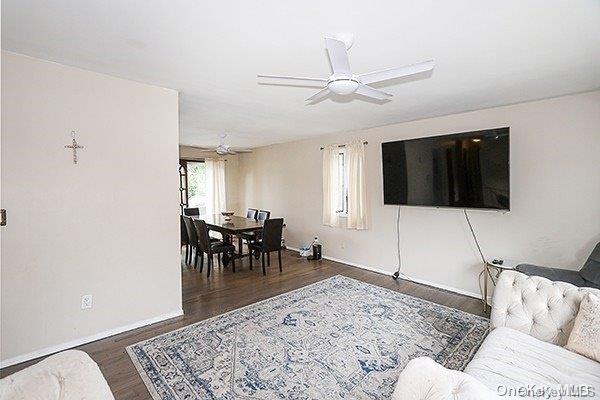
left=393, top=208, right=489, bottom=285
left=463, top=209, right=486, bottom=264
left=464, top=208, right=494, bottom=303
left=392, top=205, right=402, bottom=280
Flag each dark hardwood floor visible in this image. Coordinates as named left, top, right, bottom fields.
left=1, top=248, right=486, bottom=399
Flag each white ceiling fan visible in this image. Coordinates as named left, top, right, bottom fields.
left=258, top=33, right=434, bottom=102
left=199, top=134, right=252, bottom=155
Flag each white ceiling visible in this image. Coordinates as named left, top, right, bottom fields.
left=2, top=0, right=600, bottom=148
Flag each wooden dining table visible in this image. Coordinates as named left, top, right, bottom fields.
left=189, top=214, right=264, bottom=266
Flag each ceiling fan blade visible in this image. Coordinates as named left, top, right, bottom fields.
left=358, top=60, right=434, bottom=85
left=325, top=37, right=351, bottom=75
left=258, top=74, right=327, bottom=86
left=355, top=84, right=392, bottom=100
left=231, top=149, right=252, bottom=153
left=305, top=87, right=331, bottom=102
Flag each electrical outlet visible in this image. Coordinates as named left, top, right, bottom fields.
left=81, top=294, right=93, bottom=310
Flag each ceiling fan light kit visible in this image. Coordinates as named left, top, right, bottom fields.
left=328, top=78, right=359, bottom=95
left=258, top=33, right=434, bottom=102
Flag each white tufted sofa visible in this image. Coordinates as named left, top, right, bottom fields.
left=391, top=270, right=600, bottom=399
left=0, top=350, right=114, bottom=400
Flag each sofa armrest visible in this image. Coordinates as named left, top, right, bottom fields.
left=491, top=270, right=600, bottom=346
left=391, top=357, right=498, bottom=400
left=0, top=350, right=115, bottom=400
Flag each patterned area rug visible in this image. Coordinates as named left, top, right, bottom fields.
left=128, top=275, right=489, bottom=399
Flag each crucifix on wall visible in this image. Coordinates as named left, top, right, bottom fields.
left=64, top=130, right=84, bottom=164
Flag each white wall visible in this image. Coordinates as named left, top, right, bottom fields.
left=0, top=52, right=182, bottom=365
left=178, top=146, right=241, bottom=213
left=238, top=91, right=600, bottom=297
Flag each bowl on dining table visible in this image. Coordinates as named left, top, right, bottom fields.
left=221, top=211, right=234, bottom=221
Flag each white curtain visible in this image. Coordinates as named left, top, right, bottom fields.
left=346, top=140, right=368, bottom=229
left=322, top=145, right=340, bottom=227
left=205, top=158, right=227, bottom=215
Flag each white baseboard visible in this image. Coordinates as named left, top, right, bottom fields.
left=286, top=246, right=482, bottom=300
left=400, top=274, right=482, bottom=300
left=0, top=309, right=184, bottom=369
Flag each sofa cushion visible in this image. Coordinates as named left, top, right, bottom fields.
left=0, top=350, right=114, bottom=400
left=566, top=293, right=600, bottom=362
left=465, top=327, right=600, bottom=396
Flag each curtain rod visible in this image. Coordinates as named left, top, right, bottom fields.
left=180, top=157, right=227, bottom=162
left=320, top=141, right=368, bottom=150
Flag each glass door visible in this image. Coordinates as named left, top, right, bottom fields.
left=179, top=160, right=208, bottom=216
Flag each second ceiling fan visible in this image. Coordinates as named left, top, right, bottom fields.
left=258, top=33, right=434, bottom=102
left=198, top=134, right=252, bottom=155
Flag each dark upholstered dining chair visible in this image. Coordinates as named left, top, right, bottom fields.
left=182, top=216, right=197, bottom=265
left=184, top=207, right=200, bottom=216
left=239, top=210, right=271, bottom=248
left=246, top=208, right=258, bottom=220
left=257, top=210, right=271, bottom=221
left=193, top=219, right=236, bottom=277
left=181, top=216, right=189, bottom=259
left=183, top=216, right=220, bottom=266
left=248, top=218, right=284, bottom=275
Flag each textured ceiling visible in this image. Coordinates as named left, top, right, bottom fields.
left=2, top=0, right=600, bottom=148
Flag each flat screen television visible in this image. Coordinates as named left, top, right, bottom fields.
left=382, top=128, right=509, bottom=210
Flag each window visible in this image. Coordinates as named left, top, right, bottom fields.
left=179, top=160, right=208, bottom=216
left=335, top=150, right=348, bottom=215
left=323, top=140, right=368, bottom=229
left=187, top=162, right=208, bottom=215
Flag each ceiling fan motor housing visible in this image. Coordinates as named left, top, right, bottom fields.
left=328, top=77, right=359, bottom=95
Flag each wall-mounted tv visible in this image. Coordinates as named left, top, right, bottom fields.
left=382, top=128, right=509, bottom=210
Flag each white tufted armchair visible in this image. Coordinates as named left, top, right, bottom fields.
left=391, top=271, right=600, bottom=400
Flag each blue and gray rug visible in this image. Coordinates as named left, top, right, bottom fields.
left=127, top=275, right=488, bottom=399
